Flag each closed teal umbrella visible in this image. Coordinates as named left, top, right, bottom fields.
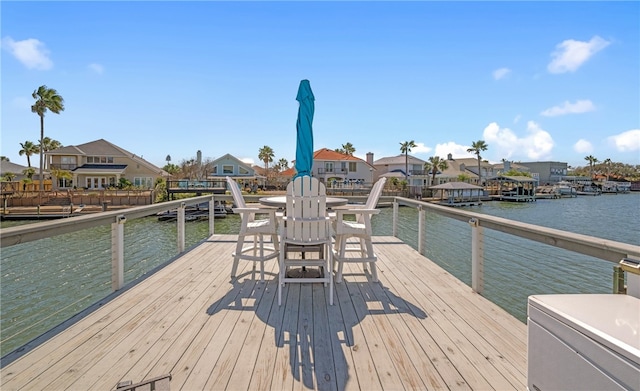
left=294, top=79, right=315, bottom=178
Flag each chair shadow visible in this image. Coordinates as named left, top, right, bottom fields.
left=206, top=267, right=427, bottom=390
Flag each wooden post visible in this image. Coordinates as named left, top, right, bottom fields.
left=177, top=202, right=186, bottom=253
left=418, top=205, right=425, bottom=254
left=392, top=200, right=399, bottom=237
left=209, top=196, right=215, bottom=236
left=468, top=217, right=484, bottom=294
left=111, top=214, right=126, bottom=291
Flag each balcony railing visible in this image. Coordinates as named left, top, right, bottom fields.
left=317, top=168, right=348, bottom=175
left=49, top=164, right=78, bottom=170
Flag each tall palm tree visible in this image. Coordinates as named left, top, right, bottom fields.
left=602, top=158, right=612, bottom=180
left=277, top=158, right=289, bottom=171
left=424, top=156, right=448, bottom=186
left=584, top=155, right=598, bottom=179
left=467, top=140, right=488, bottom=186
left=400, top=140, right=416, bottom=181
left=258, top=145, right=275, bottom=178
left=342, top=142, right=355, bottom=156
left=19, top=141, right=39, bottom=167
left=37, top=137, right=63, bottom=172
left=32, top=85, right=65, bottom=191
left=39, top=137, right=62, bottom=153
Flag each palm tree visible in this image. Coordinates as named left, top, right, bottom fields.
left=400, top=140, right=416, bottom=181
left=602, top=158, right=612, bottom=180
left=342, top=142, right=355, bottom=156
left=37, top=137, right=62, bottom=172
left=39, top=137, right=62, bottom=152
left=467, top=140, right=488, bottom=186
left=584, top=155, right=598, bottom=179
left=165, top=155, right=171, bottom=165
left=19, top=141, right=39, bottom=167
left=424, top=156, right=448, bottom=186
left=258, top=145, right=275, bottom=179
left=32, top=85, right=65, bottom=191
left=277, top=158, right=289, bottom=171
left=22, top=167, right=36, bottom=179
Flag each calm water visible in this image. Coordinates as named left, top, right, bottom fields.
left=1, top=193, right=638, bottom=356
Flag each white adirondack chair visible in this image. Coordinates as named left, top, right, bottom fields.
left=332, top=177, right=386, bottom=283
left=278, top=176, right=333, bottom=306
left=226, top=176, right=279, bottom=281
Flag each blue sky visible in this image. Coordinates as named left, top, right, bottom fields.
left=2, top=1, right=639, bottom=170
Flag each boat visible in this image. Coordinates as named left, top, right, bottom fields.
left=535, top=185, right=561, bottom=199
left=576, top=183, right=602, bottom=196
left=553, top=181, right=577, bottom=197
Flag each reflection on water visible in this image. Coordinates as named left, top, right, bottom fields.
left=1, top=193, right=638, bottom=356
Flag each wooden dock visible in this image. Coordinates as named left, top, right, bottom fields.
left=1, top=235, right=527, bottom=390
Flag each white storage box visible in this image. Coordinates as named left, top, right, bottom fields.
left=528, top=294, right=640, bottom=391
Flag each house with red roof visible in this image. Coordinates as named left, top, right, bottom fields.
left=310, top=148, right=375, bottom=187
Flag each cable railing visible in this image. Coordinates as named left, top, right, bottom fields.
left=388, top=196, right=640, bottom=320
left=2, top=194, right=639, bottom=356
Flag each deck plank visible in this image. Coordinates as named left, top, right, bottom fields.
left=0, top=235, right=527, bottom=391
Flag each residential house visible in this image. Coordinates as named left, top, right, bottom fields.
left=46, top=139, right=168, bottom=190
left=0, top=161, right=35, bottom=192
left=371, top=154, right=428, bottom=188
left=443, top=154, right=498, bottom=186
left=311, top=148, right=375, bottom=187
left=208, top=154, right=264, bottom=188
left=516, top=161, right=567, bottom=184
left=0, top=161, right=30, bottom=182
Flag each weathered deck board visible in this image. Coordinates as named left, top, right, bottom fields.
left=1, top=235, right=527, bottom=390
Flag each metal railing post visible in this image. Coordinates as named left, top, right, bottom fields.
left=418, top=205, right=425, bottom=254
left=209, top=196, right=215, bottom=236
left=392, top=200, right=399, bottom=237
left=468, top=218, right=484, bottom=294
left=111, top=214, right=126, bottom=291
left=177, top=202, right=186, bottom=253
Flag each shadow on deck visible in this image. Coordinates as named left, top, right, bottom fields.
left=1, top=235, right=527, bottom=390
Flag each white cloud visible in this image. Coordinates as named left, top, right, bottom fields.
left=514, top=114, right=521, bottom=124
left=240, top=157, right=255, bottom=165
left=88, top=63, right=104, bottom=74
left=493, top=67, right=511, bottom=80
left=547, top=36, right=610, bottom=74
left=540, top=100, right=596, bottom=117
left=607, top=129, right=640, bottom=152
left=411, top=142, right=432, bottom=155
left=483, top=121, right=554, bottom=160
left=433, top=142, right=470, bottom=159
left=1, top=36, right=53, bottom=70
left=573, top=139, right=593, bottom=153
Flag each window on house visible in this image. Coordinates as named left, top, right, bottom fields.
left=133, top=177, right=153, bottom=188
left=349, top=162, right=357, bottom=172
left=239, top=166, right=249, bottom=175
left=325, top=162, right=334, bottom=173
left=212, top=166, right=218, bottom=174
left=222, top=165, right=234, bottom=174
left=58, top=178, right=73, bottom=188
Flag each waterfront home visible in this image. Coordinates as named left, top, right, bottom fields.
left=517, top=161, right=568, bottom=184
left=0, top=161, right=39, bottom=192
left=310, top=148, right=375, bottom=187
left=207, top=153, right=264, bottom=188
left=372, top=153, right=426, bottom=183
left=46, top=139, right=168, bottom=190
